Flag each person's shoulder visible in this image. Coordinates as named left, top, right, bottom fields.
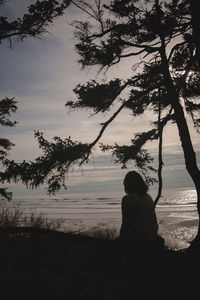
left=122, top=194, right=131, bottom=203
left=121, top=194, right=134, bottom=210
left=122, top=194, right=129, bottom=200
left=146, top=193, right=153, bottom=200
left=144, top=193, right=154, bottom=204
left=122, top=194, right=134, bottom=201
left=145, top=193, right=153, bottom=200
left=122, top=193, right=138, bottom=203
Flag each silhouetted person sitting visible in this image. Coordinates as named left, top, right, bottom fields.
left=119, top=170, right=164, bottom=262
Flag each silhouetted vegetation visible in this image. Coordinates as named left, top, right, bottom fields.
left=0, top=0, right=72, bottom=199
left=0, top=97, right=17, bottom=201
left=0, top=0, right=72, bottom=45
left=1, top=1, right=200, bottom=248
left=3, top=0, right=199, bottom=244
left=0, top=203, right=63, bottom=230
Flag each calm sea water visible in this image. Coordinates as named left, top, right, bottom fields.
left=3, top=187, right=196, bottom=220
left=2, top=150, right=200, bottom=223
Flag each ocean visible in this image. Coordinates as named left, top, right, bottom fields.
left=2, top=149, right=199, bottom=246
left=2, top=185, right=198, bottom=250
left=5, top=186, right=198, bottom=219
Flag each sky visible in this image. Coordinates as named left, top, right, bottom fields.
left=0, top=0, right=200, bottom=196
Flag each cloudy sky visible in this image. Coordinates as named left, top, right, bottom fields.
left=1, top=1, right=200, bottom=196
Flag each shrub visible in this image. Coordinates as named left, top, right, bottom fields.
left=0, top=203, right=63, bottom=231
left=0, top=203, right=23, bottom=228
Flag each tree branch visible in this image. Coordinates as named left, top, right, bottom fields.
left=80, top=100, right=128, bottom=164
left=154, top=106, right=173, bottom=206
left=72, top=1, right=100, bottom=23
left=167, top=41, right=186, bottom=63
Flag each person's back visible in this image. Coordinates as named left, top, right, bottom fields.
left=120, top=192, right=158, bottom=241
left=118, top=171, right=164, bottom=259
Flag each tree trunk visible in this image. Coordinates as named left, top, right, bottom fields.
left=161, top=50, right=200, bottom=245
left=172, top=98, right=200, bottom=245
left=154, top=96, right=164, bottom=207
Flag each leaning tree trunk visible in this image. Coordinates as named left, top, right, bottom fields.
left=154, top=95, right=164, bottom=207
left=161, top=50, right=200, bottom=247
left=172, top=98, right=200, bottom=243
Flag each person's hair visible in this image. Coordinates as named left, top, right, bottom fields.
left=123, top=171, right=148, bottom=196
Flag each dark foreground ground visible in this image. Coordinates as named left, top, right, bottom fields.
left=0, top=227, right=199, bottom=300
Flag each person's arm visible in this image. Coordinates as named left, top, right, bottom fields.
left=121, top=196, right=132, bottom=232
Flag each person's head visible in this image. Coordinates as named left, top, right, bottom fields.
left=123, top=171, right=148, bottom=196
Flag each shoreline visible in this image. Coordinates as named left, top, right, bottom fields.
left=3, top=197, right=199, bottom=250
left=59, top=209, right=199, bottom=250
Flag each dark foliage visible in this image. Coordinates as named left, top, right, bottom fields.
left=0, top=97, right=17, bottom=200
left=100, top=129, right=158, bottom=184
left=0, top=0, right=72, bottom=199
left=66, top=79, right=124, bottom=113
left=0, top=97, right=17, bottom=127
left=0, top=0, right=72, bottom=45
left=67, top=0, right=200, bottom=199
left=2, top=0, right=200, bottom=225
left=3, top=131, right=91, bottom=195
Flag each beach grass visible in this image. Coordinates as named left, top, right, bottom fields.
left=0, top=203, right=64, bottom=230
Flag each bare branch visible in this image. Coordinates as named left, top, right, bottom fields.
left=80, top=100, right=128, bottom=164
left=72, top=0, right=100, bottom=23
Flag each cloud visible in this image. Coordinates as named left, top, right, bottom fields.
left=1, top=1, right=200, bottom=167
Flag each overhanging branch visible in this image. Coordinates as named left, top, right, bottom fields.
left=80, top=100, right=128, bottom=164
